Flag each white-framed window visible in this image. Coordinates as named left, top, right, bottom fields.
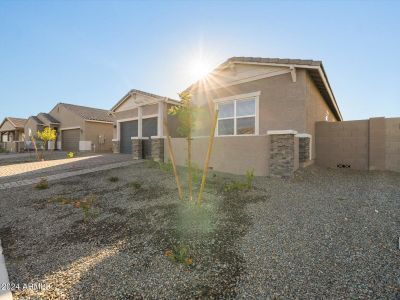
left=215, top=91, right=260, bottom=136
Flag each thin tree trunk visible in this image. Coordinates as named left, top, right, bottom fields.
left=163, top=120, right=184, bottom=200
left=197, top=110, right=219, bottom=206
left=187, top=110, right=193, bottom=201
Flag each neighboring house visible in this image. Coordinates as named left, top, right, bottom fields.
left=24, top=113, right=61, bottom=150
left=0, top=117, right=27, bottom=152
left=110, top=89, right=180, bottom=158
left=168, top=57, right=343, bottom=176
left=48, top=103, right=114, bottom=152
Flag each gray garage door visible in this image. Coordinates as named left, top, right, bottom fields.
left=62, top=129, right=80, bottom=152
left=120, top=120, right=138, bottom=154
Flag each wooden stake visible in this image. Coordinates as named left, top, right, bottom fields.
left=197, top=110, right=219, bottom=206
left=187, top=110, right=193, bottom=201
left=164, top=120, right=184, bottom=200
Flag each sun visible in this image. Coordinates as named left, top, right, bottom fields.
left=189, top=59, right=212, bottom=81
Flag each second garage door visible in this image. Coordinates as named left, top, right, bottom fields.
left=120, top=120, right=138, bottom=154
left=62, top=129, right=80, bottom=152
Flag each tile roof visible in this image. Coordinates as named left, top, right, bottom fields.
left=38, top=113, right=60, bottom=124
left=7, top=117, right=27, bottom=129
left=60, top=103, right=114, bottom=122
left=227, top=57, right=322, bottom=66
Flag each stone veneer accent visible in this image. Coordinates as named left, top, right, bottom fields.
left=132, top=139, right=143, bottom=160
left=112, top=140, right=120, bottom=154
left=268, top=131, right=297, bottom=178
left=298, top=137, right=311, bottom=162
left=151, top=138, right=164, bottom=162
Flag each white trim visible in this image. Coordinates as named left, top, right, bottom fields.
left=117, top=117, right=138, bottom=141
left=85, top=120, right=113, bottom=124
left=215, top=92, right=260, bottom=137
left=267, top=130, right=298, bottom=135
left=141, top=113, right=158, bottom=119
left=138, top=107, right=142, bottom=138
left=158, top=102, right=164, bottom=137
left=290, top=66, right=296, bottom=83
left=112, top=139, right=119, bottom=142
left=151, top=135, right=164, bottom=139
left=131, top=136, right=149, bottom=140
left=214, top=91, right=261, bottom=103
left=60, top=126, right=80, bottom=131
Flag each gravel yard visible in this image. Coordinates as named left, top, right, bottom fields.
left=0, top=163, right=399, bottom=299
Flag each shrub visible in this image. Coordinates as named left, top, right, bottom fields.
left=35, top=178, right=49, bottom=190
left=67, top=152, right=74, bottom=159
left=73, top=194, right=97, bottom=222
left=158, top=160, right=173, bottom=173
left=109, top=176, right=119, bottom=182
left=165, top=244, right=192, bottom=266
left=245, top=169, right=255, bottom=189
left=129, top=181, right=142, bottom=190
left=224, top=169, right=255, bottom=192
left=0, top=148, right=9, bottom=153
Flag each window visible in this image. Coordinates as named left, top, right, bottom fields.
left=217, top=97, right=257, bottom=136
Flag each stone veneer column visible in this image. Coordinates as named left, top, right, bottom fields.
left=132, top=138, right=143, bottom=160
left=268, top=130, right=298, bottom=178
left=151, top=137, right=164, bottom=162
left=112, top=140, right=120, bottom=154
left=296, top=134, right=311, bottom=163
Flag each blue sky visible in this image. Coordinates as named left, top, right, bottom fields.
left=0, top=0, right=399, bottom=121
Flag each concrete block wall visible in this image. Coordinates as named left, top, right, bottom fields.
left=316, top=117, right=400, bottom=172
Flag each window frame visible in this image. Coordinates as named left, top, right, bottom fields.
left=214, top=91, right=260, bottom=137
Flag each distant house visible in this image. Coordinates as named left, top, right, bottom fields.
left=47, top=103, right=114, bottom=152
left=110, top=89, right=180, bottom=156
left=0, top=117, right=27, bottom=152
left=25, top=113, right=61, bottom=150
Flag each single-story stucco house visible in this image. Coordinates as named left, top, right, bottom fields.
left=24, top=113, right=61, bottom=150
left=47, top=103, right=114, bottom=152
left=162, top=57, right=342, bottom=177
left=110, top=89, right=180, bottom=159
left=0, top=117, right=27, bottom=152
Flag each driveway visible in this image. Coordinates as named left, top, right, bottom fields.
left=0, top=153, right=133, bottom=185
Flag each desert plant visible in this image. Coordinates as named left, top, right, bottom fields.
left=73, top=194, right=96, bottom=222
left=67, top=152, right=74, bottom=158
left=108, top=176, right=119, bottom=182
left=164, top=244, right=192, bottom=266
left=35, top=178, right=49, bottom=190
left=245, top=169, right=255, bottom=189
left=36, top=127, right=57, bottom=151
left=158, top=160, right=173, bottom=173
left=129, top=181, right=141, bottom=190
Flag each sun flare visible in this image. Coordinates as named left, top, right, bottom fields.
left=189, top=59, right=212, bottom=81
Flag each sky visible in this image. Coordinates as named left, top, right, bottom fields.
left=0, top=0, right=399, bottom=122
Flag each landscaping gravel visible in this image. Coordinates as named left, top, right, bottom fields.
left=0, top=163, right=399, bottom=299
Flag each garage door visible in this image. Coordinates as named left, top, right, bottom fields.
left=120, top=120, right=138, bottom=154
left=62, top=129, right=80, bottom=152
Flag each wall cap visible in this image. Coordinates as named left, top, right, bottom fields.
left=267, top=130, right=298, bottom=135
left=131, top=137, right=149, bottom=140
left=151, top=136, right=165, bottom=139
left=295, top=133, right=312, bottom=138
left=112, top=139, right=119, bottom=142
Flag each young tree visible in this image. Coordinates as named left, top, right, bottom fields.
left=36, top=127, right=57, bottom=155
left=168, top=92, right=195, bottom=201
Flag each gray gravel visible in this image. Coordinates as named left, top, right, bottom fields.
left=0, top=163, right=399, bottom=299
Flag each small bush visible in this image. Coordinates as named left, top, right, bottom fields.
left=224, top=181, right=249, bottom=192
left=35, top=178, right=49, bottom=190
left=67, top=152, right=74, bottom=159
left=129, top=181, right=142, bottom=190
left=245, top=169, right=255, bottom=189
left=109, top=176, right=119, bottom=182
left=165, top=244, right=192, bottom=266
left=0, top=148, right=9, bottom=153
left=158, top=160, right=173, bottom=173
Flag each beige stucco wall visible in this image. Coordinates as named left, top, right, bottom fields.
left=142, top=104, right=158, bottom=116
left=191, top=70, right=309, bottom=136
left=0, top=120, right=16, bottom=132
left=83, top=121, right=113, bottom=152
left=24, top=118, right=40, bottom=138
left=166, top=135, right=270, bottom=176
left=305, top=72, right=338, bottom=160
left=385, top=117, right=400, bottom=172
left=49, top=104, right=85, bottom=140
